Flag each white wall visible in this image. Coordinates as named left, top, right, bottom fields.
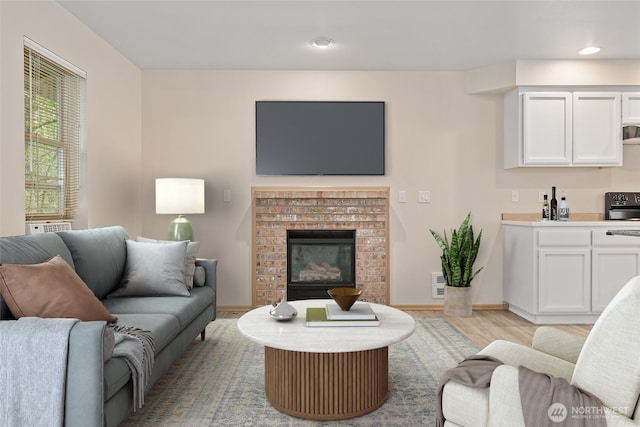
left=0, top=0, right=143, bottom=237
left=141, top=70, right=640, bottom=308
left=3, top=2, right=639, bottom=308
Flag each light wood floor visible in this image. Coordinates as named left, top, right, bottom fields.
left=218, top=308, right=592, bottom=350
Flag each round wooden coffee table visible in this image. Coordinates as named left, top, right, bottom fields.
left=237, top=299, right=415, bottom=420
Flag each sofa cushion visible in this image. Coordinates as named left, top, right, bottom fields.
left=57, top=226, right=129, bottom=300
left=108, top=240, right=189, bottom=297
left=0, top=232, right=74, bottom=266
left=103, top=313, right=181, bottom=400
left=0, top=255, right=117, bottom=322
left=135, top=237, right=200, bottom=289
left=103, top=286, right=214, bottom=330
left=0, top=233, right=74, bottom=320
left=111, top=313, right=181, bottom=357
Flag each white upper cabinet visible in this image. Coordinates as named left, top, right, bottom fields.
left=522, top=92, right=572, bottom=165
left=622, top=92, right=640, bottom=124
left=572, top=92, right=621, bottom=166
left=504, top=89, right=622, bottom=168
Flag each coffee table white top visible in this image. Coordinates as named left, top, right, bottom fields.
left=237, top=299, right=415, bottom=353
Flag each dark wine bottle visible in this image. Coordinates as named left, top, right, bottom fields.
left=550, top=186, right=558, bottom=221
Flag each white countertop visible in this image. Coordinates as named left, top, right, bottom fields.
left=237, top=299, right=416, bottom=353
left=502, top=220, right=640, bottom=227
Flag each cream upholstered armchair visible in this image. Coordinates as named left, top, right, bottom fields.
left=441, top=275, right=640, bottom=426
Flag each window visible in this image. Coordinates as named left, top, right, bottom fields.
left=23, top=38, right=85, bottom=221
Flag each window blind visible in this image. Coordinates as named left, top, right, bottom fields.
left=24, top=39, right=85, bottom=221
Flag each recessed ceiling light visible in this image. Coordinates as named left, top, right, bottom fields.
left=310, top=37, right=334, bottom=49
left=579, top=46, right=601, bottom=55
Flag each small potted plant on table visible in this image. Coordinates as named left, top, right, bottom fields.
left=429, top=213, right=483, bottom=317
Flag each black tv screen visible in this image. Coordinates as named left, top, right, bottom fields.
left=255, top=101, right=385, bottom=175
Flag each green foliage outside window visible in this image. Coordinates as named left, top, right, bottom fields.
left=24, top=45, right=81, bottom=221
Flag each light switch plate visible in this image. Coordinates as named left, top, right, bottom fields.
left=223, top=189, right=231, bottom=202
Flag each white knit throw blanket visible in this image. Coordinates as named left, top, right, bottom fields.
left=109, top=325, right=155, bottom=411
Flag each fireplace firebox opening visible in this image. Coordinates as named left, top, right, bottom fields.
left=287, top=229, right=356, bottom=301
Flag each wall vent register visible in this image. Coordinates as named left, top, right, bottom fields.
left=432, top=272, right=445, bottom=299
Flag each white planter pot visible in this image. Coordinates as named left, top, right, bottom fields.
left=444, top=285, right=472, bottom=317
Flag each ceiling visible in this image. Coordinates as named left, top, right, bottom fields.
left=57, top=0, right=640, bottom=71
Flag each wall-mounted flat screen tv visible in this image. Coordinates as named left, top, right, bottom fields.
left=255, top=101, right=385, bottom=175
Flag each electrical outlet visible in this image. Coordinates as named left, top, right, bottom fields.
left=399, top=190, right=407, bottom=203
left=418, top=191, right=430, bottom=203
left=511, top=190, right=519, bottom=202
left=223, top=189, right=231, bottom=202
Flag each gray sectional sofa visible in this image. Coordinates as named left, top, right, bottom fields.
left=0, top=226, right=217, bottom=427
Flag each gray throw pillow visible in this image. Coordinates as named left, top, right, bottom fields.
left=193, top=265, right=206, bottom=287
left=136, top=237, right=199, bottom=289
left=109, top=240, right=189, bottom=297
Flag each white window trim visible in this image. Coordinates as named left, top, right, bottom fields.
left=23, top=36, right=86, bottom=78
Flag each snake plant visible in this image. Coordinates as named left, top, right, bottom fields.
left=429, top=213, right=483, bottom=287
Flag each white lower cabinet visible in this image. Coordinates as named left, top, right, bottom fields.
left=591, top=230, right=640, bottom=312
left=503, top=223, right=640, bottom=324
left=538, top=248, right=591, bottom=313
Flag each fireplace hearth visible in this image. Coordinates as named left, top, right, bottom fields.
left=287, top=230, right=356, bottom=300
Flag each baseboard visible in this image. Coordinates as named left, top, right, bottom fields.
left=218, top=306, right=254, bottom=313
left=391, top=304, right=509, bottom=311
left=218, top=304, right=509, bottom=312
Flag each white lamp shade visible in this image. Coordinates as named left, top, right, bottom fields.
left=155, top=178, right=205, bottom=215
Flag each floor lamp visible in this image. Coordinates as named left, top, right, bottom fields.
left=155, top=178, right=205, bottom=241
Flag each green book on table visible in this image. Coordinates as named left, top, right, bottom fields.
left=306, top=307, right=380, bottom=327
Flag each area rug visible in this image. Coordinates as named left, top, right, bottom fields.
left=120, top=317, right=478, bottom=427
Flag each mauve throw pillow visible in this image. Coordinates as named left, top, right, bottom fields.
left=0, top=255, right=117, bottom=323
left=109, top=240, right=189, bottom=297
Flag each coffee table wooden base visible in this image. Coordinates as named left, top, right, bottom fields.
left=264, top=346, right=389, bottom=420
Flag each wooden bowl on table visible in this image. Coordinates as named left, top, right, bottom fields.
left=327, top=287, right=362, bottom=311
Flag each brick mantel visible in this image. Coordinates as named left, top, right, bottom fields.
left=252, top=187, right=390, bottom=307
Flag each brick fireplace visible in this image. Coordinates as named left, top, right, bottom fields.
left=252, top=187, right=390, bottom=306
